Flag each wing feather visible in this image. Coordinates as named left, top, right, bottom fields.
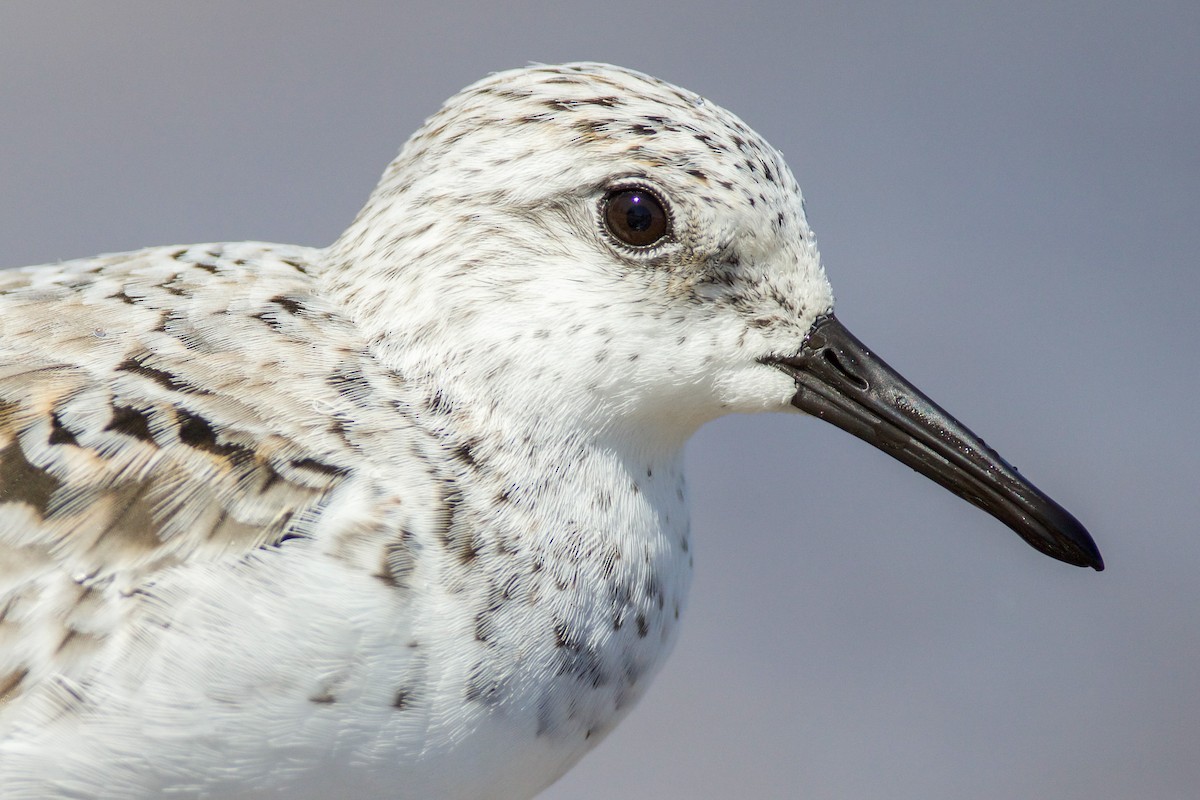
left=0, top=242, right=386, bottom=712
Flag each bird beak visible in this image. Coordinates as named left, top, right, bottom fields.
left=764, top=314, right=1103, bottom=570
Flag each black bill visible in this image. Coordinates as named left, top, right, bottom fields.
left=765, top=314, right=1103, bottom=570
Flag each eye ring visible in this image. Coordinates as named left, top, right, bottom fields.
left=601, top=186, right=671, bottom=249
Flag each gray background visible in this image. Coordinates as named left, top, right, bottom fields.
left=1, top=2, right=1196, bottom=798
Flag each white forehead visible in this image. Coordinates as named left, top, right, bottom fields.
left=387, top=63, right=806, bottom=235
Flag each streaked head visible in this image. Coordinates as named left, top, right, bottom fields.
left=327, top=62, right=1101, bottom=570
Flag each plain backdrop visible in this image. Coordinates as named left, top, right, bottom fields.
left=1, top=3, right=1196, bottom=798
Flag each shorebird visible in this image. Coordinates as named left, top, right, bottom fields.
left=0, top=63, right=1101, bottom=798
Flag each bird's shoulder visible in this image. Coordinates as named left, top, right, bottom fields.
left=0, top=242, right=441, bottom=710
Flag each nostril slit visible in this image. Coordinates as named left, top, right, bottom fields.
left=823, top=348, right=869, bottom=391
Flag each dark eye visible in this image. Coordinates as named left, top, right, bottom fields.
left=603, top=188, right=669, bottom=248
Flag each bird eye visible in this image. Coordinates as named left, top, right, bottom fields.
left=603, top=188, right=669, bottom=248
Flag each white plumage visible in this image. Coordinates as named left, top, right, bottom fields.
left=0, top=63, right=1099, bottom=798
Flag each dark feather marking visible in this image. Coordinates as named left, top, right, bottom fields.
left=176, top=409, right=233, bottom=454
left=290, top=457, right=349, bottom=478
left=116, top=356, right=197, bottom=393
left=0, top=668, right=29, bottom=703
left=551, top=620, right=606, bottom=688
left=55, top=629, right=81, bottom=655
left=175, top=410, right=263, bottom=478
left=253, top=311, right=285, bottom=331
left=427, top=390, right=453, bottom=416
left=453, top=439, right=480, bottom=469
left=0, top=398, right=16, bottom=429
left=48, top=411, right=79, bottom=446
left=103, top=404, right=155, bottom=443
left=259, top=464, right=285, bottom=492
left=86, top=478, right=162, bottom=553
left=0, top=441, right=62, bottom=515
left=572, top=118, right=609, bottom=136
left=377, top=536, right=415, bottom=589
left=269, top=295, right=304, bottom=315
left=326, top=366, right=373, bottom=406
left=553, top=620, right=576, bottom=650
left=457, top=531, right=481, bottom=565
left=48, top=677, right=90, bottom=718
left=474, top=609, right=496, bottom=645
left=108, top=289, right=140, bottom=305
left=464, top=661, right=502, bottom=704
